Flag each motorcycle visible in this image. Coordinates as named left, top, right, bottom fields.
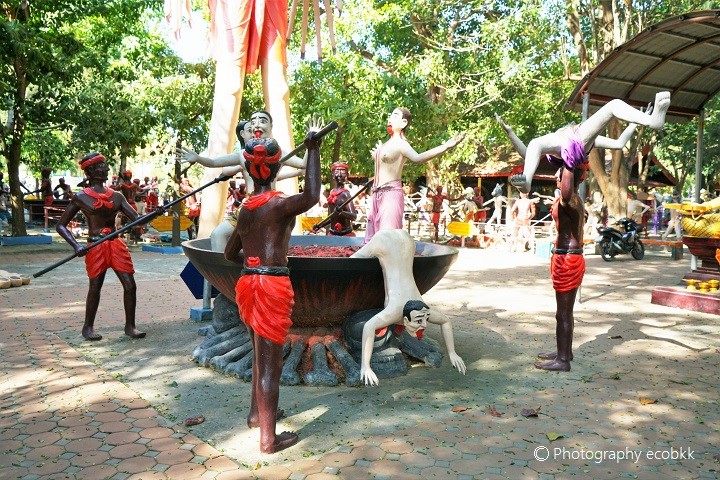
left=596, top=218, right=645, bottom=261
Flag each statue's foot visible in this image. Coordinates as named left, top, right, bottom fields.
left=537, top=351, right=574, bottom=361
left=260, top=431, right=299, bottom=453
left=650, top=91, right=671, bottom=129
left=247, top=409, right=285, bottom=429
left=509, top=174, right=530, bottom=194
left=125, top=327, right=146, bottom=339
left=82, top=328, right=102, bottom=341
left=534, top=359, right=570, bottom=372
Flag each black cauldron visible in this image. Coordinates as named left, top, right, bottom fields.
left=182, top=235, right=457, bottom=328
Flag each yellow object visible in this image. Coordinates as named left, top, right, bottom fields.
left=447, top=221, right=476, bottom=237
left=300, top=216, right=323, bottom=233
left=150, top=215, right=194, bottom=232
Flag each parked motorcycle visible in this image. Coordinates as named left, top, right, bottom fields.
left=596, top=218, right=645, bottom=261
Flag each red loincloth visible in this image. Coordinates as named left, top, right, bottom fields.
left=85, top=238, right=135, bottom=279
left=550, top=253, right=585, bottom=293
left=44, top=196, right=54, bottom=207
left=432, top=212, right=440, bottom=224
left=235, top=273, right=294, bottom=345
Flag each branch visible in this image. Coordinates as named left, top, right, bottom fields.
left=347, top=40, right=393, bottom=73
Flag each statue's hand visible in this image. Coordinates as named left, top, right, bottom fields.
left=643, top=102, right=654, bottom=115
left=74, top=245, right=88, bottom=257
left=445, top=132, right=466, bottom=149
left=360, top=366, right=379, bottom=386
left=449, top=352, right=466, bottom=375
left=307, top=116, right=324, bottom=134
left=304, top=116, right=324, bottom=149
left=178, top=146, right=199, bottom=165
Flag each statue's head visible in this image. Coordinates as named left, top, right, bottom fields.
left=235, top=120, right=252, bottom=147
left=331, top=162, right=349, bottom=184
left=402, top=299, right=430, bottom=339
left=243, top=137, right=282, bottom=187
left=41, top=167, right=52, bottom=179
left=387, top=107, right=411, bottom=136
left=250, top=110, right=273, bottom=139
left=79, top=152, right=109, bottom=182
left=492, top=183, right=502, bottom=197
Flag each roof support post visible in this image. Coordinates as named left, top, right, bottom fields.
left=690, top=109, right=705, bottom=271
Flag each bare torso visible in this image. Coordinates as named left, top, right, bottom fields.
left=552, top=195, right=584, bottom=250
left=374, top=136, right=410, bottom=186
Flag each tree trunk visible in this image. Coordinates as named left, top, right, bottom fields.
left=8, top=28, right=29, bottom=236
left=331, top=123, right=343, bottom=164
left=566, top=0, right=590, bottom=75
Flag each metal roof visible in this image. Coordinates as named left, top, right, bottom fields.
left=565, top=10, right=720, bottom=122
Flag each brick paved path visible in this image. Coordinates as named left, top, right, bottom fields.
left=1, top=243, right=719, bottom=479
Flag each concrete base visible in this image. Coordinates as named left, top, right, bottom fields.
left=651, top=286, right=720, bottom=315
left=0, top=235, right=53, bottom=246
left=141, top=244, right=184, bottom=254
left=189, top=307, right=213, bottom=323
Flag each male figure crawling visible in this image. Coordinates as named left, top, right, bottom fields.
left=225, top=124, right=323, bottom=453
left=56, top=152, right=146, bottom=341
left=350, top=229, right=466, bottom=386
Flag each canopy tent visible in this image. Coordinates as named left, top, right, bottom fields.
left=565, top=9, right=720, bottom=269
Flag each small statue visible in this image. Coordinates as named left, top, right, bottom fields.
left=350, top=229, right=466, bottom=385
left=321, top=162, right=357, bottom=236
left=495, top=92, right=671, bottom=193
left=427, top=186, right=463, bottom=242
left=224, top=122, right=323, bottom=453
left=56, top=152, right=146, bottom=341
left=40, top=168, right=54, bottom=207
left=53, top=177, right=73, bottom=200
left=483, top=183, right=507, bottom=228
left=509, top=190, right=539, bottom=252
left=366, top=107, right=464, bottom=243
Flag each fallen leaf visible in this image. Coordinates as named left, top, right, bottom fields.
left=610, top=335, right=623, bottom=339
left=184, top=415, right=205, bottom=426
left=487, top=405, right=503, bottom=417
left=521, top=407, right=540, bottom=418
left=546, top=431, right=563, bottom=442
left=639, top=397, right=657, bottom=405
left=610, top=373, right=621, bottom=380
left=451, top=405, right=469, bottom=413
left=168, top=381, right=178, bottom=388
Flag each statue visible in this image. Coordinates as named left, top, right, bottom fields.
left=350, top=229, right=466, bottom=385
left=483, top=183, right=507, bottom=228
left=320, top=161, right=357, bottom=236
left=55, top=152, right=146, bottom=341
left=494, top=92, right=671, bottom=193
left=662, top=195, right=682, bottom=240
left=181, top=110, right=310, bottom=251
left=365, top=107, right=464, bottom=243
left=509, top=190, right=539, bottom=252
left=427, top=186, right=462, bottom=242
left=53, top=178, right=73, bottom=200
left=586, top=191, right=606, bottom=236
left=40, top=168, right=54, bottom=207
left=224, top=124, right=323, bottom=453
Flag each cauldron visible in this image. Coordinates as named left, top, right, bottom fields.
left=182, top=236, right=458, bottom=327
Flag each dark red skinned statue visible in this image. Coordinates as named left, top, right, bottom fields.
left=323, top=162, right=357, bottom=236
left=225, top=125, right=322, bottom=454
left=56, top=152, right=146, bottom=341
left=535, top=163, right=586, bottom=372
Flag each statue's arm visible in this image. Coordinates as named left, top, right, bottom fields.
left=180, top=146, right=243, bottom=168
left=428, top=310, right=466, bottom=374
left=224, top=227, right=243, bottom=264
left=360, top=309, right=395, bottom=386
left=594, top=123, right=638, bottom=150
left=118, top=193, right=139, bottom=221
left=56, top=200, right=84, bottom=254
left=403, top=133, right=465, bottom=164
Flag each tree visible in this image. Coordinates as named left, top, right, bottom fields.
left=0, top=0, right=159, bottom=236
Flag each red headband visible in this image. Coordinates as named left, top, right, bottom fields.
left=79, top=154, right=106, bottom=170
left=331, top=162, right=349, bottom=172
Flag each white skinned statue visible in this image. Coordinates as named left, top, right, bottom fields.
left=350, top=229, right=466, bottom=386
left=496, top=91, right=671, bottom=193
left=365, top=107, right=465, bottom=243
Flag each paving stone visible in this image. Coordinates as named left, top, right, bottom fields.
left=109, top=443, right=147, bottom=459
left=117, top=455, right=158, bottom=474
left=70, top=450, right=110, bottom=467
